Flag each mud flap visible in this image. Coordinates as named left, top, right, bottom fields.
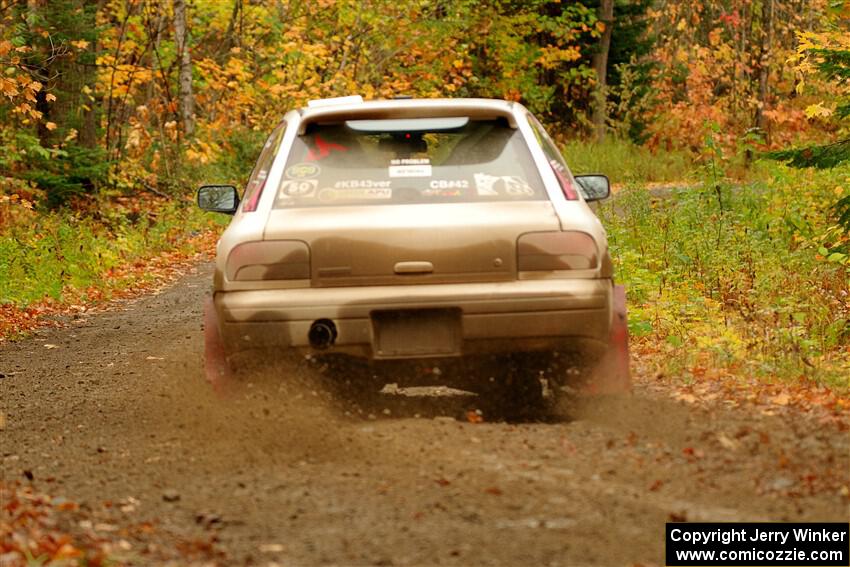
left=583, top=284, right=631, bottom=395
left=204, top=297, right=232, bottom=394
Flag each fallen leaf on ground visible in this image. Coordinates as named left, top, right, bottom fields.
left=770, top=393, right=791, bottom=406
left=466, top=410, right=484, bottom=423
left=717, top=433, right=739, bottom=450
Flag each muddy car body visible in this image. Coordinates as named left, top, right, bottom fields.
left=200, top=96, right=629, bottom=401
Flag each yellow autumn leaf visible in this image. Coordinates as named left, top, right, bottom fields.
left=46, top=93, right=56, bottom=102
left=45, top=122, right=57, bottom=131
left=805, top=102, right=833, bottom=119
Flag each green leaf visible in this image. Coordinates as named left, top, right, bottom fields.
left=628, top=320, right=653, bottom=337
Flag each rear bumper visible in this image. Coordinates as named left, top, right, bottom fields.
left=215, top=278, right=613, bottom=359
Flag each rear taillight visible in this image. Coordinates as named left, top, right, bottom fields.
left=226, top=241, right=310, bottom=281
left=517, top=231, right=598, bottom=271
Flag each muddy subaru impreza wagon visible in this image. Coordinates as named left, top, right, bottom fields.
left=199, top=96, right=630, bottom=406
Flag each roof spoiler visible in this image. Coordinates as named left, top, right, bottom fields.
left=296, top=99, right=519, bottom=135
left=306, top=95, right=364, bottom=108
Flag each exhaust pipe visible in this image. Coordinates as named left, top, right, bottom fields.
left=308, top=319, right=337, bottom=349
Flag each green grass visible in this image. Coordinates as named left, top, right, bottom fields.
left=599, top=159, right=850, bottom=389
left=0, top=200, right=221, bottom=306
left=562, top=138, right=694, bottom=184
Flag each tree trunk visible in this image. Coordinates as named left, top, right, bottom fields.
left=27, top=1, right=99, bottom=148
left=591, top=0, right=614, bottom=143
left=754, top=0, right=774, bottom=143
left=78, top=34, right=100, bottom=149
left=174, top=0, right=195, bottom=137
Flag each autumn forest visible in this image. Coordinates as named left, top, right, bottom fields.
left=1, top=1, right=850, bottom=564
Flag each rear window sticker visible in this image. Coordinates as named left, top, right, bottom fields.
left=285, top=163, right=321, bottom=179
left=334, top=179, right=392, bottom=189
left=388, top=157, right=431, bottom=178
left=318, top=187, right=392, bottom=202
left=429, top=179, right=469, bottom=190
left=422, top=188, right=463, bottom=197
left=502, top=176, right=535, bottom=196
left=317, top=188, right=338, bottom=202
left=280, top=179, right=318, bottom=197
left=474, top=173, right=500, bottom=195
left=389, top=164, right=432, bottom=178
left=306, top=135, right=348, bottom=161
left=474, top=173, right=534, bottom=196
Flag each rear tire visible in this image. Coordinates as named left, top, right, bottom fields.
left=545, top=285, right=631, bottom=400
left=204, top=298, right=234, bottom=394
left=477, top=354, right=547, bottom=421
left=582, top=284, right=631, bottom=395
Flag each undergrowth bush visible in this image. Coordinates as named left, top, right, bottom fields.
left=0, top=197, right=221, bottom=306
left=562, top=138, right=693, bottom=184
left=600, top=160, right=850, bottom=389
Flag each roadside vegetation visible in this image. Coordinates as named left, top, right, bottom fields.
left=563, top=140, right=695, bottom=185
left=0, top=196, right=220, bottom=306
left=603, top=161, right=849, bottom=391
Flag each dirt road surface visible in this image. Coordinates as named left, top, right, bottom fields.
left=2, top=264, right=848, bottom=566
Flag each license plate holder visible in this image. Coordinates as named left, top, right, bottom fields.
left=372, top=309, right=461, bottom=358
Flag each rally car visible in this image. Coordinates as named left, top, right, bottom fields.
left=199, top=96, right=630, bottom=407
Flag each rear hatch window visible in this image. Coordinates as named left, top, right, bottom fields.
left=275, top=118, right=545, bottom=208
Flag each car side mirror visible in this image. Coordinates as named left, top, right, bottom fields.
left=197, top=185, right=240, bottom=214
left=574, top=174, right=611, bottom=202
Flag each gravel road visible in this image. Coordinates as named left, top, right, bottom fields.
left=1, top=264, right=848, bottom=566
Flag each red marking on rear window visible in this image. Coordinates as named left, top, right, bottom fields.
left=306, top=135, right=348, bottom=161
left=242, top=179, right=266, bottom=212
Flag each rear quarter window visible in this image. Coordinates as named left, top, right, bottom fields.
left=526, top=115, right=579, bottom=201
left=241, top=121, right=287, bottom=212
left=274, top=118, right=545, bottom=208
